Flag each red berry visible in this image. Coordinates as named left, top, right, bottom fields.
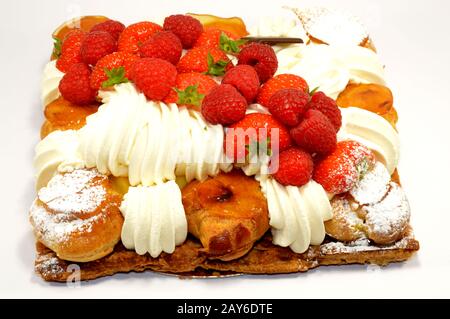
left=267, top=88, right=310, bottom=127
left=237, top=42, right=277, bottom=82
left=163, top=14, right=203, bottom=49
left=90, top=19, right=125, bottom=40
left=163, top=72, right=218, bottom=108
left=224, top=113, right=292, bottom=162
left=290, top=109, right=337, bottom=155
left=118, top=21, right=162, bottom=55
left=177, top=47, right=231, bottom=75
left=131, top=58, right=177, bottom=100
left=201, top=84, right=247, bottom=125
left=272, top=148, right=313, bottom=186
left=194, top=28, right=238, bottom=49
left=308, top=91, right=342, bottom=131
left=222, top=65, right=260, bottom=103
left=90, top=51, right=139, bottom=90
left=81, top=31, right=117, bottom=66
left=257, top=74, right=309, bottom=107
left=139, top=31, right=182, bottom=65
left=56, top=29, right=85, bottom=72
left=59, top=63, right=97, bottom=105
left=313, top=141, right=375, bottom=194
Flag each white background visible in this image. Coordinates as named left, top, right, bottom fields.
left=1, top=0, right=449, bottom=299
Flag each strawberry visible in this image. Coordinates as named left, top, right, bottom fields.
left=194, top=28, right=243, bottom=54
left=272, top=148, right=313, bottom=186
left=267, top=88, right=310, bottom=127
left=313, top=140, right=376, bottom=194
left=237, top=42, right=278, bottom=82
left=90, top=51, right=139, bottom=90
left=201, top=84, right=247, bottom=125
left=224, top=113, right=292, bottom=162
left=139, top=31, right=182, bottom=65
left=163, top=72, right=217, bottom=108
left=222, top=65, right=260, bottom=103
left=131, top=58, right=177, bottom=101
left=118, top=21, right=162, bottom=55
left=163, top=14, right=203, bottom=49
left=290, top=109, right=337, bottom=155
left=81, top=31, right=117, bottom=66
left=56, top=29, right=85, bottom=72
left=177, top=47, right=232, bottom=76
left=308, top=91, right=342, bottom=132
left=59, top=63, right=97, bottom=105
left=257, top=74, right=309, bottom=107
left=90, top=19, right=125, bottom=40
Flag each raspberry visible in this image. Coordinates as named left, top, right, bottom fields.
left=90, top=19, right=125, bottom=40
left=237, top=42, right=277, bottom=82
left=59, top=63, right=97, bottom=105
left=256, top=74, right=309, bottom=107
left=309, top=91, right=342, bottom=131
left=222, top=65, right=260, bottom=103
left=131, top=58, right=177, bottom=101
left=56, top=29, right=85, bottom=72
left=81, top=31, right=117, bottom=65
left=163, top=15, right=203, bottom=49
left=272, top=148, right=313, bottom=186
left=224, top=113, right=292, bottom=162
left=201, top=84, right=247, bottom=125
left=313, top=141, right=375, bottom=194
left=139, top=31, right=182, bottom=65
left=290, top=109, right=337, bottom=155
left=177, top=47, right=231, bottom=75
left=267, top=88, right=310, bottom=127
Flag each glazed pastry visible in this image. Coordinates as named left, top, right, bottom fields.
left=30, top=8, right=419, bottom=282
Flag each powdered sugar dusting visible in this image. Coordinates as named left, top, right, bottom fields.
left=364, top=182, right=410, bottom=236
left=30, top=169, right=107, bottom=246
left=320, top=235, right=412, bottom=254
left=35, top=255, right=64, bottom=276
left=350, top=162, right=390, bottom=205
left=38, top=169, right=106, bottom=214
left=292, top=7, right=368, bottom=46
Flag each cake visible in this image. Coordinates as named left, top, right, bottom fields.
left=31, top=8, right=419, bottom=282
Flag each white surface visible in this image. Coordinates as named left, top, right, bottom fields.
left=1, top=0, right=449, bottom=299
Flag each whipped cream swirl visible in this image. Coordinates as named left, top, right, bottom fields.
left=41, top=60, right=64, bottom=108
left=120, top=181, right=187, bottom=257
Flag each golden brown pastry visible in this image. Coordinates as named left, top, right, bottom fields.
left=29, top=169, right=123, bottom=262
left=182, top=170, right=269, bottom=261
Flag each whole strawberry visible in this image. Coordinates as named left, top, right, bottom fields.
left=90, top=19, right=125, bottom=40
left=313, top=140, right=376, bottom=194
left=59, top=63, right=97, bottom=105
left=81, top=31, right=117, bottom=65
left=267, top=88, right=310, bottom=127
left=223, top=113, right=292, bottom=162
left=308, top=91, right=342, bottom=131
left=163, top=72, right=217, bottom=108
left=177, top=47, right=231, bottom=75
left=131, top=58, right=177, bottom=100
left=139, top=31, right=182, bottom=65
left=237, top=42, right=277, bottom=82
left=272, top=148, right=314, bottom=186
left=290, top=109, right=337, bottom=155
left=201, top=84, right=247, bottom=125
left=257, top=73, right=309, bottom=107
left=56, top=29, right=85, bottom=72
left=163, top=14, right=203, bottom=49
left=90, top=51, right=139, bottom=90
left=222, top=65, right=260, bottom=103
left=194, top=28, right=242, bottom=54
left=118, top=21, right=162, bottom=54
